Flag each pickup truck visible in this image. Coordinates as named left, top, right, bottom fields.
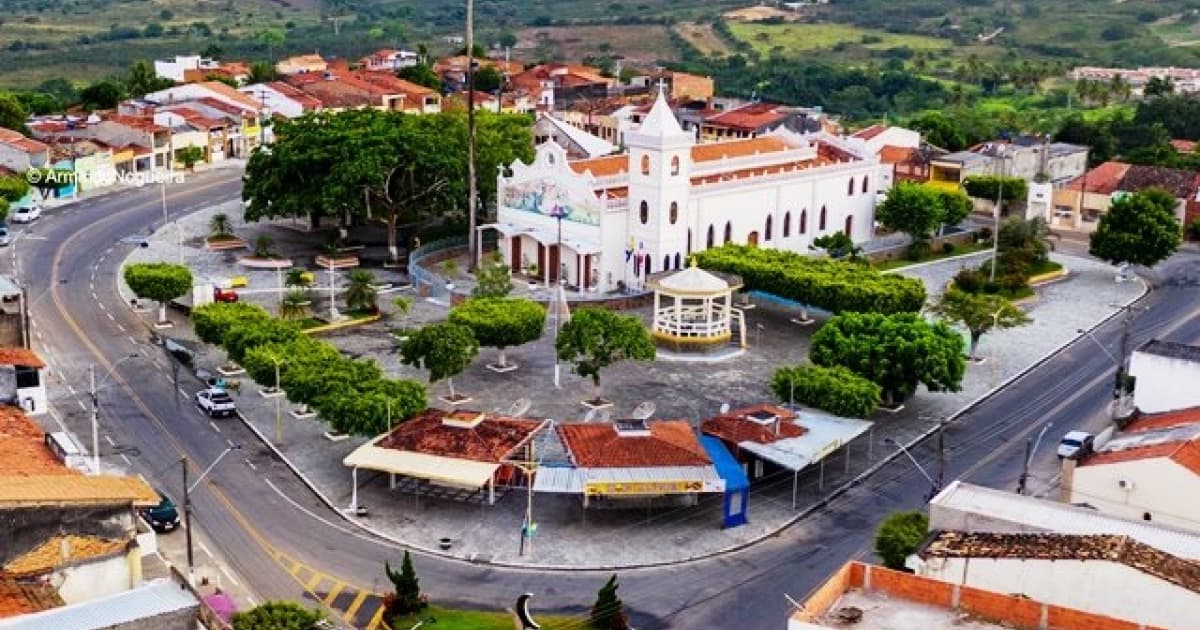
left=196, top=388, right=237, bottom=418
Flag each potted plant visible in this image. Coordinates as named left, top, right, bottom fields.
left=205, top=213, right=245, bottom=250
left=315, top=239, right=360, bottom=269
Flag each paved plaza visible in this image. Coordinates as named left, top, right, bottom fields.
left=120, top=203, right=1144, bottom=567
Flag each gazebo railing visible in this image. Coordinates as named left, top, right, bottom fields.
left=653, top=304, right=733, bottom=338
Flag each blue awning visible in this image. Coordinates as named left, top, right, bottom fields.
left=700, top=436, right=749, bottom=492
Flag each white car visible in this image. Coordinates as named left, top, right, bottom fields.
left=195, top=388, right=237, bottom=418
left=0, top=226, right=10, bottom=247
left=10, top=206, right=41, bottom=223
left=1057, top=430, right=1094, bottom=460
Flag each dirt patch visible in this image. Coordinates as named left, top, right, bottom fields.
left=675, top=22, right=734, bottom=56
left=516, top=24, right=678, bottom=64
left=723, top=5, right=801, bottom=22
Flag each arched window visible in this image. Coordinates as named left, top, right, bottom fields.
left=783, top=212, right=791, bottom=238
left=800, top=210, right=807, bottom=234
left=706, top=225, right=715, bottom=248
left=819, top=206, right=827, bottom=231
left=723, top=221, right=733, bottom=244
left=662, top=255, right=670, bottom=271
left=669, top=201, right=678, bottom=224
left=847, top=177, right=855, bottom=196
left=844, top=215, right=853, bottom=238
left=674, top=253, right=682, bottom=269
left=639, top=200, right=649, bottom=224
left=862, top=176, right=869, bottom=193
left=765, top=215, right=773, bottom=241
left=640, top=154, right=650, bottom=175
left=687, top=229, right=693, bottom=254
left=670, top=156, right=680, bottom=176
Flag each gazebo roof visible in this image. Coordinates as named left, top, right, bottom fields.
left=649, top=266, right=741, bottom=295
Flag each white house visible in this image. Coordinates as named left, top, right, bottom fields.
left=912, top=531, right=1200, bottom=630
left=358, top=49, right=419, bottom=72
left=489, top=90, right=880, bottom=292
left=238, top=82, right=323, bottom=119
left=0, top=347, right=47, bottom=415
left=533, top=114, right=618, bottom=159
left=850, top=123, right=920, bottom=155
left=1064, top=405, right=1200, bottom=532
left=1130, top=339, right=1200, bottom=414
left=153, top=55, right=210, bottom=83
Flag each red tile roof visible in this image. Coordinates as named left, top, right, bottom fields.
left=1083, top=439, right=1200, bottom=475
left=266, top=82, right=324, bottom=110
left=1065, top=161, right=1131, bottom=194
left=195, top=97, right=255, bottom=118
left=1125, top=406, right=1200, bottom=433
left=195, top=81, right=266, bottom=111
left=701, top=404, right=806, bottom=445
left=852, top=124, right=889, bottom=141
left=879, top=145, right=920, bottom=164
left=377, top=408, right=541, bottom=464
left=0, top=574, right=62, bottom=619
left=690, top=136, right=791, bottom=162
left=570, top=155, right=627, bottom=177
left=0, top=406, right=75, bottom=477
left=1171, top=139, right=1197, bottom=153
left=0, top=348, right=44, bottom=369
left=704, top=102, right=789, bottom=131
left=3, top=535, right=127, bottom=577
left=557, top=420, right=711, bottom=468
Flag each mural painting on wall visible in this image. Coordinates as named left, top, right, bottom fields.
left=503, top=178, right=600, bottom=226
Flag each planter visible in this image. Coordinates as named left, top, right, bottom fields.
left=323, top=431, right=349, bottom=442
left=205, top=236, right=246, bottom=251
left=258, top=387, right=284, bottom=399
left=289, top=405, right=317, bottom=420
left=438, top=393, right=473, bottom=405
left=315, top=254, right=360, bottom=270
left=438, top=538, right=453, bottom=551
left=237, top=257, right=294, bottom=270
left=217, top=363, right=246, bottom=376
left=581, top=398, right=614, bottom=410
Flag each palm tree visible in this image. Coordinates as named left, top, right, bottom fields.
left=345, top=269, right=378, bottom=313
left=280, top=289, right=310, bottom=320
left=286, top=268, right=312, bottom=288
left=254, top=234, right=275, bottom=259
left=209, top=213, right=233, bottom=239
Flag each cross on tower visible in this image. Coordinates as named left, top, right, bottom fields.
left=656, top=77, right=668, bottom=97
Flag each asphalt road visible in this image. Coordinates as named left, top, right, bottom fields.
left=8, top=172, right=1200, bottom=630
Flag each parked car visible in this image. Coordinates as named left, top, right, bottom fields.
left=10, top=206, right=41, bottom=223
left=0, top=226, right=10, bottom=247
left=196, top=388, right=237, bottom=418
left=139, top=490, right=181, bottom=532
left=1057, top=430, right=1094, bottom=460
left=213, top=287, right=239, bottom=303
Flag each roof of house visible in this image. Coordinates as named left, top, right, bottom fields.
left=2, top=535, right=127, bottom=577
left=569, top=154, right=627, bottom=178
left=851, top=124, right=889, bottom=141
left=1125, top=406, right=1200, bottom=433
left=1171, top=139, right=1197, bottom=153
left=279, top=54, right=326, bottom=68
left=557, top=420, right=711, bottom=468
left=0, top=407, right=74, bottom=477
left=700, top=404, right=806, bottom=445
left=0, top=348, right=44, bottom=369
left=376, top=408, right=542, bottom=464
left=1065, top=160, right=1131, bottom=194
left=703, top=102, right=791, bottom=131
left=1119, top=164, right=1197, bottom=198
left=922, top=531, right=1200, bottom=594
left=0, top=136, right=49, bottom=155
left=264, top=82, right=324, bottom=110
left=690, top=136, right=792, bottom=162
left=1082, top=439, right=1200, bottom=475
left=0, top=475, right=159, bottom=508
left=538, top=115, right=617, bottom=158
left=351, top=71, right=436, bottom=97
left=1138, top=339, right=1200, bottom=363
left=192, top=81, right=264, bottom=111
left=878, top=145, right=921, bottom=164
left=0, top=574, right=63, bottom=619
left=0, top=578, right=197, bottom=629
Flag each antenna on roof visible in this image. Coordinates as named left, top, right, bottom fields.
left=719, top=402, right=730, bottom=415
left=508, top=398, right=532, bottom=417
left=583, top=407, right=598, bottom=423
left=599, top=408, right=611, bottom=422
left=630, top=401, right=656, bottom=421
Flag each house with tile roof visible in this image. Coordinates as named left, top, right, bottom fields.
left=30, top=114, right=171, bottom=173
left=489, top=89, right=881, bottom=292
left=1048, top=161, right=1199, bottom=233
left=358, top=48, right=419, bottom=72
left=697, top=102, right=819, bottom=142
left=1063, top=403, right=1200, bottom=533
left=910, top=531, right=1200, bottom=630
left=0, top=129, right=49, bottom=175
left=238, top=82, right=324, bottom=119
left=275, top=53, right=328, bottom=76
left=848, top=124, right=927, bottom=191
left=142, top=82, right=265, bottom=155
left=508, top=63, right=615, bottom=111
left=1129, top=339, right=1200, bottom=415
left=0, top=348, right=47, bottom=416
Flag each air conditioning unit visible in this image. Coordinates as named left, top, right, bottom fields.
left=1118, top=479, right=1135, bottom=491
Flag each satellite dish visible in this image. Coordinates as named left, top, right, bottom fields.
left=514, top=593, right=541, bottom=630
left=631, top=401, right=656, bottom=420
left=599, top=408, right=612, bottom=422
left=583, top=407, right=597, bottom=423
left=508, top=398, right=532, bottom=417
left=719, top=403, right=730, bottom=415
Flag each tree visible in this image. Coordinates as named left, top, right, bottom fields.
left=123, top=262, right=192, bottom=325
left=200, top=44, right=225, bottom=59
left=471, top=251, right=513, bottom=297
left=383, top=551, right=425, bottom=624
left=176, top=146, right=204, bottom=170
left=36, top=78, right=79, bottom=107
left=209, top=213, right=233, bottom=238
left=192, top=302, right=271, bottom=346
left=590, top=574, right=629, bottom=630
left=255, top=29, right=285, bottom=62
left=449, top=298, right=545, bottom=370
left=811, top=232, right=862, bottom=260
left=253, top=234, right=275, bottom=259
left=279, top=289, right=310, bottom=321
left=929, top=289, right=1030, bottom=360
left=344, top=269, right=378, bottom=312
left=907, top=111, right=966, bottom=151
left=398, top=64, right=441, bottom=91
left=315, top=378, right=425, bottom=435
left=932, top=188, right=972, bottom=230
left=771, top=364, right=880, bottom=418
left=400, top=322, right=479, bottom=400
left=249, top=61, right=278, bottom=84
left=875, top=182, right=948, bottom=253
left=474, top=65, right=503, bottom=92
left=0, top=94, right=28, bottom=134
left=1145, top=76, right=1174, bottom=98
left=79, top=80, right=126, bottom=110
left=231, top=601, right=323, bottom=630
left=962, top=176, right=1028, bottom=213
left=0, top=176, right=31, bottom=222
left=222, top=319, right=301, bottom=364
left=556, top=308, right=655, bottom=403
left=498, top=31, right=519, bottom=49
left=1089, top=187, right=1182, bottom=268
left=875, top=510, right=929, bottom=570
left=810, top=312, right=965, bottom=406
left=124, top=60, right=173, bottom=98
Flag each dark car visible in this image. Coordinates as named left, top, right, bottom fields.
left=140, top=491, right=181, bottom=532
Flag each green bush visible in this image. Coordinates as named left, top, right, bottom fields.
left=770, top=365, right=881, bottom=418
left=875, top=510, right=929, bottom=570
left=222, top=319, right=302, bottom=364
left=694, top=245, right=926, bottom=314
left=192, top=302, right=271, bottom=346
left=941, top=242, right=955, bottom=255
left=1189, top=218, right=1200, bottom=240
left=952, top=268, right=984, bottom=293
left=448, top=298, right=545, bottom=365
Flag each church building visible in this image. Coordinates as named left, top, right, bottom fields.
left=487, top=91, right=881, bottom=293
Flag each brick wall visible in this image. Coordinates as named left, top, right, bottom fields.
left=959, top=584, right=1043, bottom=629
left=864, top=564, right=955, bottom=608
left=794, top=562, right=854, bottom=621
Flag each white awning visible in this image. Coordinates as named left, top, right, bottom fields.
left=344, top=441, right=499, bottom=489
left=534, top=465, right=724, bottom=495
left=560, top=238, right=602, bottom=255
left=533, top=466, right=585, bottom=493
left=739, top=412, right=873, bottom=472
left=479, top=222, right=523, bottom=237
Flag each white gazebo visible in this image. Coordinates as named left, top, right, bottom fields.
left=646, top=263, right=745, bottom=355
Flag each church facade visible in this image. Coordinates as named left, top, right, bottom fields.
left=487, top=92, right=881, bottom=293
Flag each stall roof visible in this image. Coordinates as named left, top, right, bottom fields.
left=707, top=409, right=872, bottom=472
left=700, top=435, right=749, bottom=492
left=344, top=444, right=500, bottom=489
left=533, top=465, right=724, bottom=494
left=0, top=578, right=197, bottom=629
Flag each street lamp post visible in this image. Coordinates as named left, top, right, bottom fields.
left=885, top=437, right=939, bottom=499
left=989, top=150, right=1008, bottom=283
left=549, top=204, right=568, bottom=389
left=1017, top=422, right=1053, bottom=495
left=88, top=353, right=140, bottom=474
left=181, top=444, right=241, bottom=585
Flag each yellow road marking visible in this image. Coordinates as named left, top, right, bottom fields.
left=322, top=581, right=346, bottom=607
left=288, top=560, right=305, bottom=577
left=365, top=604, right=385, bottom=630
left=343, top=590, right=370, bottom=623
left=305, top=571, right=324, bottom=592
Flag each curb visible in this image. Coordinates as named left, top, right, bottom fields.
left=879, top=249, right=990, bottom=275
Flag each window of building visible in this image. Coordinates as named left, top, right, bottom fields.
left=706, top=225, right=715, bottom=248
left=724, top=221, right=732, bottom=244
left=640, top=154, right=650, bottom=175
left=15, top=366, right=38, bottom=389
left=847, top=177, right=855, bottom=196
left=663, top=255, right=670, bottom=271
left=819, top=206, right=827, bottom=231
left=844, top=215, right=853, bottom=238
left=765, top=215, right=773, bottom=241
left=862, top=176, right=869, bottom=193
left=687, top=229, right=693, bottom=254
left=674, top=253, right=681, bottom=269
left=639, top=200, right=649, bottom=224
left=783, top=212, right=791, bottom=238
left=800, top=210, right=807, bottom=234
left=670, top=156, right=680, bottom=176
left=669, top=201, right=678, bottom=225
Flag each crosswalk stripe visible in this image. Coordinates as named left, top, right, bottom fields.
left=288, top=560, right=304, bottom=576
left=365, top=604, right=385, bottom=630
left=304, top=572, right=324, bottom=592
left=322, top=582, right=345, bottom=607
left=343, top=590, right=369, bottom=623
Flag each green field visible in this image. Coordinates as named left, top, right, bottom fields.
left=388, top=605, right=583, bottom=630
left=729, top=22, right=950, bottom=56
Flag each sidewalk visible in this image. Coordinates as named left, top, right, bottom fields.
left=122, top=201, right=1145, bottom=568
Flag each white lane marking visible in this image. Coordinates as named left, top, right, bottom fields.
left=106, top=313, right=114, bottom=321
left=116, top=323, right=126, bottom=332
left=65, top=384, right=76, bottom=395
left=77, top=400, right=87, bottom=411
left=178, top=387, right=187, bottom=396
left=245, top=460, right=257, bottom=471
left=104, top=435, right=115, bottom=446
left=262, top=478, right=390, bottom=548
left=34, top=331, right=43, bottom=340
left=226, top=438, right=236, bottom=449
left=209, top=421, right=221, bottom=433
left=120, top=454, right=132, bottom=466
left=98, top=302, right=107, bottom=311
left=89, top=282, right=94, bottom=291
left=198, top=540, right=214, bottom=558
left=218, top=564, right=240, bottom=587
left=92, top=292, right=99, bottom=300
left=127, top=336, right=137, bottom=345
left=247, top=595, right=258, bottom=606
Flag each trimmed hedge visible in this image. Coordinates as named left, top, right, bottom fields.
left=770, top=365, right=881, bottom=419
left=694, top=245, right=926, bottom=314
left=193, top=303, right=271, bottom=346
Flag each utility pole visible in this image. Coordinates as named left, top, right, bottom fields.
left=466, top=0, right=479, bottom=272
left=1017, top=438, right=1032, bottom=495
left=1115, top=305, right=1133, bottom=404
left=182, top=457, right=194, bottom=585
left=936, top=420, right=946, bottom=493
left=274, top=358, right=283, bottom=442
left=990, top=151, right=1005, bottom=282
left=89, top=365, right=99, bottom=474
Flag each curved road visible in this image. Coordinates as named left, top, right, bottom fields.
left=7, top=170, right=1200, bottom=629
